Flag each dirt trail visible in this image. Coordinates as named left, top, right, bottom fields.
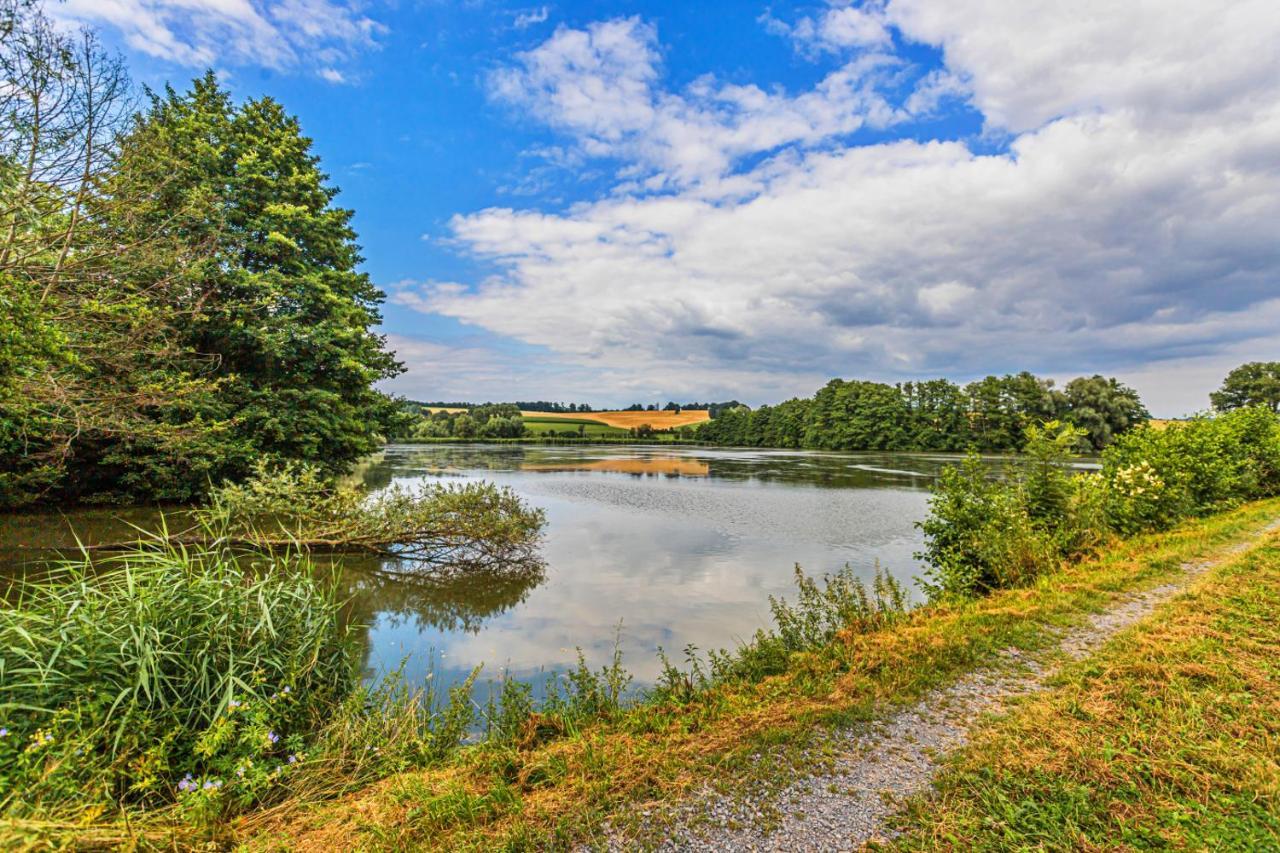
left=643, top=520, right=1280, bottom=852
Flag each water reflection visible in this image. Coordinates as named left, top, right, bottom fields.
left=1, top=445, right=1004, bottom=698
left=343, top=444, right=947, bottom=695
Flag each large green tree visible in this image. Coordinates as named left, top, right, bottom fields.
left=1061, top=375, right=1148, bottom=450
left=86, top=73, right=403, bottom=499
left=1211, top=362, right=1280, bottom=413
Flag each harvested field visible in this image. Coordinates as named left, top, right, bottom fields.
left=521, top=410, right=711, bottom=430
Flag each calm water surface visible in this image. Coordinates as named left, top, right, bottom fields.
left=346, top=443, right=950, bottom=693
left=0, top=444, right=981, bottom=696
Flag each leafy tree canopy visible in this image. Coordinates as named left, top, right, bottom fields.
left=1211, top=362, right=1280, bottom=413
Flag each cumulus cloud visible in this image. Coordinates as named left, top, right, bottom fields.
left=766, top=3, right=893, bottom=57
left=397, top=2, right=1280, bottom=416
left=56, top=0, right=383, bottom=77
left=487, top=16, right=906, bottom=188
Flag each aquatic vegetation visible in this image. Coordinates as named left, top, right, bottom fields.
left=197, top=461, right=547, bottom=567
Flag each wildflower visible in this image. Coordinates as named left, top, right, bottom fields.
left=177, top=773, right=196, bottom=793
left=228, top=699, right=242, bottom=710
left=287, top=753, right=299, bottom=764
left=0, top=727, right=8, bottom=738
left=267, top=730, right=279, bottom=745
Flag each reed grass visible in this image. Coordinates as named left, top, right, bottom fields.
left=0, top=540, right=355, bottom=815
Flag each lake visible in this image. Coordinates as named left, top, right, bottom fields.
left=0, top=444, right=984, bottom=699
left=340, top=443, right=954, bottom=696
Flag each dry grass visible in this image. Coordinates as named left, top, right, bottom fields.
left=520, top=410, right=711, bottom=430
left=231, top=499, right=1280, bottom=852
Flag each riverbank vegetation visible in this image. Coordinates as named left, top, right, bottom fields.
left=917, top=406, right=1280, bottom=599
left=696, top=372, right=1148, bottom=452
left=3, top=408, right=1276, bottom=847
left=240, top=500, right=1280, bottom=850
left=0, top=1, right=403, bottom=509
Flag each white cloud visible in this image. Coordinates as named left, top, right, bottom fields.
left=55, top=0, right=384, bottom=77
left=393, top=3, right=1280, bottom=416
left=769, top=3, right=893, bottom=57
left=488, top=16, right=905, bottom=187
left=886, top=0, right=1280, bottom=133
left=513, top=6, right=549, bottom=30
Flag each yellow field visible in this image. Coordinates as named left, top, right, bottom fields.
left=520, top=409, right=711, bottom=429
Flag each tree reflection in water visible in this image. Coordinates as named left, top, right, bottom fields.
left=330, top=552, right=547, bottom=675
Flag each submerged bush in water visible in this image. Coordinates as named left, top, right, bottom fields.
left=198, top=461, right=547, bottom=567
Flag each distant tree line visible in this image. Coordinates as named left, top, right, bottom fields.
left=621, top=401, right=743, bottom=417
left=405, top=400, right=597, bottom=413
left=696, top=373, right=1149, bottom=453
left=401, top=404, right=527, bottom=439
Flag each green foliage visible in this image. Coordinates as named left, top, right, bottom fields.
left=1062, top=375, right=1150, bottom=449
left=915, top=452, right=1058, bottom=598
left=1, top=21, right=403, bottom=507
left=919, top=409, right=1280, bottom=598
left=1103, top=406, right=1280, bottom=534
left=653, top=565, right=907, bottom=703
left=769, top=564, right=907, bottom=652
left=199, top=461, right=547, bottom=565
left=1211, top=361, right=1280, bottom=413
left=696, top=371, right=1147, bottom=453
left=404, top=406, right=529, bottom=440
left=804, top=379, right=910, bottom=450
left=0, top=544, right=355, bottom=813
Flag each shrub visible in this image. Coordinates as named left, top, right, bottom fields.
left=919, top=408, right=1280, bottom=598
left=198, top=460, right=546, bottom=566
left=915, top=453, right=1057, bottom=598
left=1103, top=407, right=1280, bottom=534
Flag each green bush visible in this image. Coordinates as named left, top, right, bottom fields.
left=1103, top=407, right=1280, bottom=534
left=918, top=408, right=1280, bottom=598
left=199, top=460, right=546, bottom=566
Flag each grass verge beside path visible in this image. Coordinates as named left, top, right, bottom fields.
left=242, top=499, right=1280, bottom=852
left=887, top=524, right=1280, bottom=850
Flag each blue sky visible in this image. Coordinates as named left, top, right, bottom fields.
left=56, top=1, right=1280, bottom=416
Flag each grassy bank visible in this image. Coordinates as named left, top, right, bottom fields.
left=889, top=526, right=1280, bottom=850
left=233, top=498, right=1280, bottom=851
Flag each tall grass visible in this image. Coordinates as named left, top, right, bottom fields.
left=0, top=541, right=355, bottom=814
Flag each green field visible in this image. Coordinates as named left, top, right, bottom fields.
left=520, top=415, right=628, bottom=437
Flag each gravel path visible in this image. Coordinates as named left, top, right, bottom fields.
left=610, top=522, right=1279, bottom=852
